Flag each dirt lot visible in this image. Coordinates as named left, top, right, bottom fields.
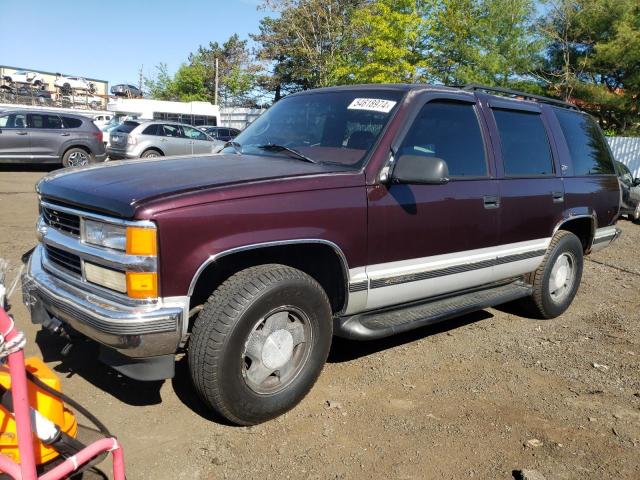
left=0, top=167, right=638, bottom=480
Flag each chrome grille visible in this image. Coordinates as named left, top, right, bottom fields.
left=45, top=245, right=82, bottom=277
left=42, top=206, right=80, bottom=236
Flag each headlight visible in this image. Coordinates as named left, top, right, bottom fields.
left=83, top=220, right=157, bottom=256
left=83, top=219, right=126, bottom=250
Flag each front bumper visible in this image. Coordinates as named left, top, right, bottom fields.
left=22, top=245, right=187, bottom=379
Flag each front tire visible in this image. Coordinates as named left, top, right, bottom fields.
left=521, top=230, right=584, bottom=319
left=188, top=264, right=332, bottom=425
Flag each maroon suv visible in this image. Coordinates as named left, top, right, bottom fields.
left=23, top=84, right=621, bottom=425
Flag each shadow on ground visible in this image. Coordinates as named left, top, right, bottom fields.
left=0, top=164, right=60, bottom=173
left=34, top=308, right=494, bottom=423
left=328, top=309, right=493, bottom=363
left=34, top=329, right=164, bottom=406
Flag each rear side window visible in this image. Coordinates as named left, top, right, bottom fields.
left=160, top=124, right=182, bottom=137
left=142, top=124, right=159, bottom=135
left=554, top=109, right=614, bottom=175
left=114, top=121, right=140, bottom=133
left=62, top=117, right=83, bottom=128
left=399, top=101, right=487, bottom=177
left=493, top=110, right=553, bottom=176
left=28, top=114, right=63, bottom=129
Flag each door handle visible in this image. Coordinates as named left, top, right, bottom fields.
left=552, top=191, right=564, bottom=203
left=60, top=133, right=70, bottom=136
left=483, top=195, right=500, bottom=209
left=16, top=131, right=28, bottom=136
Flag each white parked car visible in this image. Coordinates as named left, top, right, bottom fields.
left=93, top=114, right=113, bottom=129
left=54, top=75, right=95, bottom=93
left=3, top=71, right=45, bottom=86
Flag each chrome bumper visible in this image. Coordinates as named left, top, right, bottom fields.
left=590, top=225, right=622, bottom=253
left=22, top=244, right=187, bottom=358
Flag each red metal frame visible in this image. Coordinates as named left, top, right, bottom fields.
left=0, top=307, right=125, bottom=480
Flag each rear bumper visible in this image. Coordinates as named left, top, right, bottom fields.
left=106, top=147, right=138, bottom=160
left=590, top=225, right=622, bottom=252
left=94, top=152, right=107, bottom=162
left=21, top=245, right=187, bottom=379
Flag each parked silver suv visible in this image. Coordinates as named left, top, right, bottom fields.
left=0, top=109, right=106, bottom=167
left=107, top=120, right=220, bottom=159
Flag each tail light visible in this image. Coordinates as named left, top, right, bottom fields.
left=93, top=131, right=103, bottom=143
left=127, top=135, right=137, bottom=145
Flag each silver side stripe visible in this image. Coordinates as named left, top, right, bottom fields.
left=345, top=238, right=551, bottom=314
left=369, top=249, right=547, bottom=289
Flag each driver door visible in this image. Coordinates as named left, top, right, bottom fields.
left=0, top=112, right=31, bottom=162
left=365, top=94, right=501, bottom=311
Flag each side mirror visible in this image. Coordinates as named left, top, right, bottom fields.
left=633, top=178, right=640, bottom=187
left=392, top=154, right=449, bottom=185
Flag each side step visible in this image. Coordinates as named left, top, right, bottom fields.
left=334, top=281, right=532, bottom=340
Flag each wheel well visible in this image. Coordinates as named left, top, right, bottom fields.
left=142, top=147, right=163, bottom=156
left=557, top=217, right=593, bottom=251
left=62, top=145, right=91, bottom=157
left=189, top=243, right=348, bottom=316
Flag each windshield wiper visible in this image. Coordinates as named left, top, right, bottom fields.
left=256, top=144, right=317, bottom=164
left=224, top=140, right=242, bottom=154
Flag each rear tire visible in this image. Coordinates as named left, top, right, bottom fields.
left=188, top=264, right=332, bottom=425
left=62, top=147, right=93, bottom=167
left=141, top=149, right=162, bottom=158
left=521, top=230, right=583, bottom=319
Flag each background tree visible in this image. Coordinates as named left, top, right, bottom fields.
left=335, top=0, right=429, bottom=84
left=252, top=0, right=362, bottom=101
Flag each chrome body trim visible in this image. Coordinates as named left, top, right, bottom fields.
left=22, top=245, right=186, bottom=357
left=355, top=238, right=550, bottom=312
left=187, top=239, right=352, bottom=312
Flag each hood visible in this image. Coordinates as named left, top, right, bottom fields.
left=37, top=154, right=349, bottom=218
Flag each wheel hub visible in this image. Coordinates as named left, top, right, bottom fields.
left=553, top=264, right=568, bottom=289
left=261, top=329, right=294, bottom=370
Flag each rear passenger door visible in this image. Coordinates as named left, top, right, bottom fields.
left=366, top=94, right=501, bottom=311
left=183, top=125, right=214, bottom=154
left=27, top=113, right=64, bottom=162
left=481, top=98, right=564, bottom=278
left=159, top=124, right=188, bottom=156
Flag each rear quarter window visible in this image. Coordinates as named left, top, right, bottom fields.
left=142, top=124, right=159, bottom=135
left=114, top=121, right=140, bottom=133
left=62, top=117, right=83, bottom=128
left=554, top=109, right=614, bottom=175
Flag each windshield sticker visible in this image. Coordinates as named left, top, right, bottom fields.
left=348, top=98, right=397, bottom=113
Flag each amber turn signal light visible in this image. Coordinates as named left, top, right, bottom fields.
left=126, top=272, right=158, bottom=299
left=126, top=227, right=157, bottom=256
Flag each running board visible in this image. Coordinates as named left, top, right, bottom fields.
left=334, top=281, right=532, bottom=340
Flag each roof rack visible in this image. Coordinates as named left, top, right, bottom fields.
left=463, top=84, right=578, bottom=110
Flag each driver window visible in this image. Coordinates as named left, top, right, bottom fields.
left=398, top=101, right=487, bottom=177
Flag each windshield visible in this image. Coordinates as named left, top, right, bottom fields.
left=223, top=90, right=403, bottom=168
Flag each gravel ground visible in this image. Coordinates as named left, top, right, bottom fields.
left=0, top=167, right=638, bottom=479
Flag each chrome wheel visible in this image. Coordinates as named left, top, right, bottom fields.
left=549, top=252, right=575, bottom=303
left=67, top=151, right=89, bottom=166
left=242, top=307, right=311, bottom=395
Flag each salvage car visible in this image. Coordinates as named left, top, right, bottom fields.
left=107, top=119, right=219, bottom=159
left=0, top=109, right=106, bottom=166
left=3, top=70, right=45, bottom=86
left=23, top=84, right=621, bottom=425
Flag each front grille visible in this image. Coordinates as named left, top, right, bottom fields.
left=45, top=245, right=82, bottom=276
left=42, top=206, right=80, bottom=236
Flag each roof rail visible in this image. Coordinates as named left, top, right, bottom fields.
left=463, top=84, right=578, bottom=110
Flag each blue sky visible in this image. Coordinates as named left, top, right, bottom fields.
left=0, top=0, right=269, bottom=85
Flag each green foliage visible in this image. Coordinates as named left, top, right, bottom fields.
left=335, top=0, right=428, bottom=84
left=539, top=0, right=640, bottom=134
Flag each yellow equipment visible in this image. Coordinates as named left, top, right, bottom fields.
left=0, top=357, right=77, bottom=465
